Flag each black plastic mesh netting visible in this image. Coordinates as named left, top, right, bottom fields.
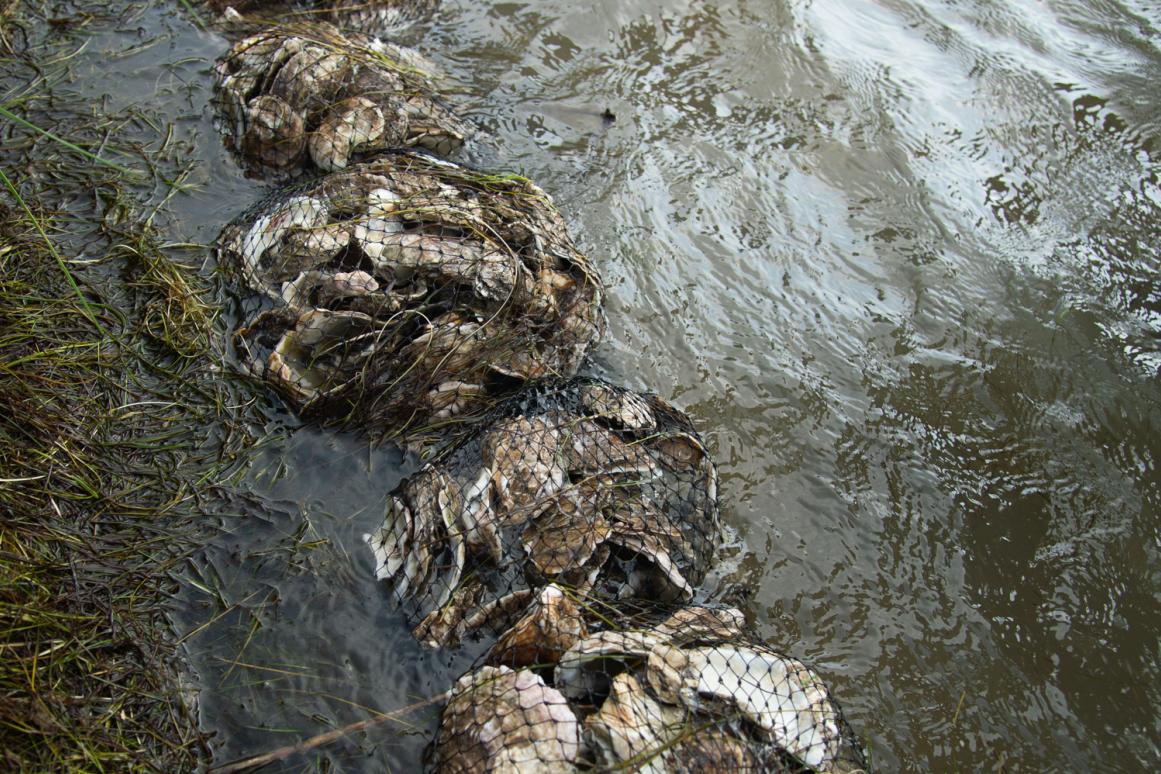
left=218, top=152, right=603, bottom=446
left=212, top=22, right=466, bottom=176
left=432, top=605, right=869, bottom=773
left=365, top=377, right=720, bottom=650
left=208, top=0, right=439, bottom=37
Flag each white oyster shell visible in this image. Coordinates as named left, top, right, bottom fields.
left=239, top=196, right=329, bottom=294
left=553, top=630, right=665, bottom=701
left=266, top=308, right=377, bottom=400
left=647, top=643, right=845, bottom=771
left=308, top=95, right=388, bottom=171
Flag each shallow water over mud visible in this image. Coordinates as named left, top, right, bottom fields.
left=68, top=0, right=1161, bottom=769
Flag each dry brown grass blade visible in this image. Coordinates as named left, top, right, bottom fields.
left=209, top=690, right=451, bottom=773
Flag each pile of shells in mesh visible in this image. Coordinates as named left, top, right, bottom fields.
left=208, top=0, right=439, bottom=37
left=219, top=152, right=603, bottom=445
left=433, top=605, right=869, bottom=773
left=203, top=8, right=870, bottom=772
left=213, top=21, right=467, bottom=175
left=365, top=377, right=720, bottom=650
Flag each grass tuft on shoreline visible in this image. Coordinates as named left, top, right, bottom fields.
left=0, top=2, right=259, bottom=770
left=0, top=197, right=204, bottom=772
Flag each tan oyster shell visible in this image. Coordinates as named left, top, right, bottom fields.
left=280, top=268, right=377, bottom=311
left=579, top=381, right=656, bottom=431
left=584, top=672, right=686, bottom=771
left=240, top=95, right=305, bottom=169
left=484, top=584, right=588, bottom=669
left=364, top=380, right=719, bottom=649
left=562, top=419, right=659, bottom=477
left=308, top=95, right=388, bottom=171
left=521, top=486, right=612, bottom=576
left=366, top=494, right=411, bottom=585
left=481, top=414, right=568, bottom=514
left=269, top=46, right=350, bottom=113
left=553, top=630, right=666, bottom=701
left=651, top=605, right=747, bottom=645
left=237, top=195, right=330, bottom=296
left=435, top=665, right=580, bottom=774
left=266, top=308, right=380, bottom=401
left=214, top=23, right=468, bottom=177
left=223, top=156, right=604, bottom=447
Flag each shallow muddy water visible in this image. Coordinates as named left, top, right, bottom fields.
left=58, top=0, right=1161, bottom=769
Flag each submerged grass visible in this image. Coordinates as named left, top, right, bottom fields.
left=0, top=0, right=260, bottom=770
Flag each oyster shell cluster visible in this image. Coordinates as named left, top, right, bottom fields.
left=210, top=0, right=439, bottom=37
left=219, top=153, right=603, bottom=444
left=435, top=606, right=869, bottom=773
left=213, top=22, right=467, bottom=175
left=202, top=7, right=869, bottom=772
left=366, top=378, right=720, bottom=649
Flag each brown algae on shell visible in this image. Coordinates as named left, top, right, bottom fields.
left=484, top=584, right=589, bottom=669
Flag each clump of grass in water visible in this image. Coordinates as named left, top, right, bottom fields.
left=0, top=2, right=260, bottom=770
left=0, top=195, right=206, bottom=771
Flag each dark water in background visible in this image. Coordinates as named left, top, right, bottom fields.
left=71, top=0, right=1161, bottom=769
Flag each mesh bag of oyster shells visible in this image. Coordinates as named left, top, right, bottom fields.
left=213, top=21, right=467, bottom=176
left=365, top=377, right=719, bottom=652
left=208, top=0, right=439, bottom=37
left=432, top=605, right=869, bottom=773
left=220, top=152, right=603, bottom=445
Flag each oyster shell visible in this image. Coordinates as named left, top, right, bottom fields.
left=481, top=414, right=568, bottom=514
left=280, top=268, right=377, bottom=311
left=329, top=0, right=441, bottom=37
left=584, top=672, right=687, bottom=772
left=553, top=630, right=666, bottom=701
left=211, top=1, right=440, bottom=39
left=484, top=584, right=588, bottom=669
left=269, top=46, right=350, bottom=113
left=555, top=609, right=866, bottom=773
left=646, top=643, right=847, bottom=772
left=580, top=381, right=656, bottom=431
left=265, top=308, right=380, bottom=401
left=367, top=494, right=412, bottom=585
left=663, top=730, right=769, bottom=773
left=237, top=195, right=330, bottom=296
left=562, top=419, right=659, bottom=478
left=435, top=665, right=581, bottom=774
left=308, top=95, right=388, bottom=172
left=651, top=605, right=747, bottom=645
left=459, top=466, right=502, bottom=561
left=239, top=94, right=305, bottom=169
left=366, top=379, right=720, bottom=649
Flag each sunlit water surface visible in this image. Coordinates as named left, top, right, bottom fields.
left=74, top=0, right=1161, bottom=769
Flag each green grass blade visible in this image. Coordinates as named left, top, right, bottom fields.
left=0, top=105, right=142, bottom=177
left=0, top=166, right=106, bottom=333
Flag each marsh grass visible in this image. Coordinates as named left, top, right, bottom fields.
left=0, top=1, right=262, bottom=770
left=0, top=185, right=211, bottom=773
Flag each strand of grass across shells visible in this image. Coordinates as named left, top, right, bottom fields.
left=202, top=2, right=870, bottom=772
